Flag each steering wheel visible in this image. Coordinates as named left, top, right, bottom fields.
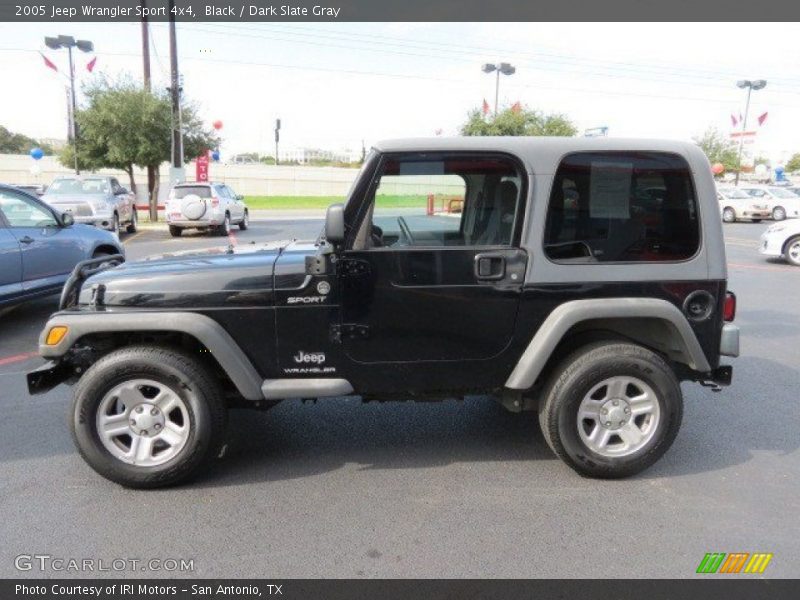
left=397, top=216, right=416, bottom=246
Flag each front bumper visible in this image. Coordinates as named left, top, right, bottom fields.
left=72, top=214, right=116, bottom=230
left=741, top=210, right=771, bottom=219
left=27, top=359, right=72, bottom=395
left=759, top=231, right=785, bottom=257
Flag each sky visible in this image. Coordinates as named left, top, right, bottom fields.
left=1, top=22, right=799, bottom=164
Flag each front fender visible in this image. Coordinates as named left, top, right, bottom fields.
left=37, top=311, right=263, bottom=400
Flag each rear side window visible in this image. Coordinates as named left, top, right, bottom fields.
left=544, top=152, right=700, bottom=263
left=174, top=186, right=211, bottom=199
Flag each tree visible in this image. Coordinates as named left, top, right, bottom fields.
left=693, top=127, right=740, bottom=172
left=0, top=125, right=53, bottom=154
left=60, top=76, right=219, bottom=220
left=786, top=153, right=800, bottom=172
left=460, top=105, right=577, bottom=137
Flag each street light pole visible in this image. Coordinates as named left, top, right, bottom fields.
left=734, top=79, right=767, bottom=187
left=494, top=68, right=500, bottom=116
left=482, top=62, right=516, bottom=116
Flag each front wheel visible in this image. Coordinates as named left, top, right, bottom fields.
left=70, top=346, right=227, bottom=488
left=538, top=342, right=682, bottom=479
left=126, top=208, right=138, bottom=234
left=784, top=236, right=800, bottom=266
left=773, top=206, right=787, bottom=221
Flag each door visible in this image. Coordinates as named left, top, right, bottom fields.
left=224, top=185, right=244, bottom=221
left=0, top=219, right=23, bottom=301
left=0, top=189, right=85, bottom=291
left=110, top=178, right=130, bottom=223
left=339, top=152, right=527, bottom=368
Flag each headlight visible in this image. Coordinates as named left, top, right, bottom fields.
left=767, top=224, right=786, bottom=233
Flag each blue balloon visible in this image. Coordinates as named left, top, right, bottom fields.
left=211, top=150, right=220, bottom=162
left=30, top=147, right=44, bottom=160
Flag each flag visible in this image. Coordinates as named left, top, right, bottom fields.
left=434, top=128, right=443, bottom=136
left=758, top=111, right=768, bottom=126
left=40, top=52, right=57, bottom=72
left=730, top=113, right=738, bottom=127
left=482, top=99, right=490, bottom=116
left=511, top=101, right=522, bottom=114
left=86, top=56, right=97, bottom=72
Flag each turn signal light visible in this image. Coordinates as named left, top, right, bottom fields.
left=723, top=292, right=736, bottom=322
left=45, top=326, right=69, bottom=346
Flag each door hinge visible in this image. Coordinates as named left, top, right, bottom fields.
left=330, top=323, right=370, bottom=343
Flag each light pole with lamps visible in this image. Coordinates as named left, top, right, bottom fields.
left=734, top=79, right=767, bottom=186
left=44, top=35, right=93, bottom=175
left=482, top=62, right=516, bottom=115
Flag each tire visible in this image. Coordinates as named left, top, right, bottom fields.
left=111, top=213, right=120, bottom=235
left=217, top=213, right=231, bottom=236
left=538, top=341, right=683, bottom=479
left=169, top=225, right=182, bottom=237
left=70, top=345, right=227, bottom=488
left=751, top=219, right=762, bottom=223
left=784, top=236, right=800, bottom=267
left=773, top=206, right=786, bottom=221
left=722, top=207, right=736, bottom=223
left=125, top=208, right=138, bottom=234
left=238, top=210, right=249, bottom=231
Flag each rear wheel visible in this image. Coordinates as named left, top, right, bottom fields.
left=169, top=225, right=182, bottom=237
left=70, top=346, right=227, bottom=488
left=238, top=210, right=249, bottom=230
left=784, top=236, right=800, bottom=266
left=538, top=342, right=682, bottom=479
left=773, top=206, right=787, bottom=221
left=125, top=208, right=138, bottom=234
left=217, top=213, right=231, bottom=236
left=722, top=207, right=736, bottom=223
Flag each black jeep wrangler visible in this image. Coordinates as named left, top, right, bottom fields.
left=28, top=137, right=739, bottom=488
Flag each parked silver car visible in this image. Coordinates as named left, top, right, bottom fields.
left=41, top=176, right=138, bottom=234
left=165, top=182, right=249, bottom=237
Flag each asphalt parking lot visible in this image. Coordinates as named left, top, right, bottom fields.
left=0, top=218, right=798, bottom=578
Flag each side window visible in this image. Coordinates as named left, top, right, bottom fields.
left=354, top=154, right=522, bottom=249
left=215, top=185, right=231, bottom=199
left=544, top=152, right=699, bottom=263
left=110, top=179, right=122, bottom=194
left=0, top=190, right=57, bottom=228
left=225, top=186, right=238, bottom=200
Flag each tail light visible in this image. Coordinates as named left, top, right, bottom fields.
left=211, top=194, right=219, bottom=208
left=723, top=291, right=736, bottom=322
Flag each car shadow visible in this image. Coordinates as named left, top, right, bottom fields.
left=194, top=354, right=799, bottom=488
left=0, top=295, right=59, bottom=355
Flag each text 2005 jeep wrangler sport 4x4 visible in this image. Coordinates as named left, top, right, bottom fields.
left=28, top=137, right=739, bottom=488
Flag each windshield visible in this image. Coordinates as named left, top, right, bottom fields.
left=47, top=178, right=109, bottom=195
left=173, top=186, right=212, bottom=199
left=720, top=188, right=750, bottom=199
left=769, top=188, right=799, bottom=199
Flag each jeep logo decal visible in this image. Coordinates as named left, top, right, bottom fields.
left=287, top=296, right=324, bottom=304
left=293, top=351, right=326, bottom=364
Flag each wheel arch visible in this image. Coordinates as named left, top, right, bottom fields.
left=505, top=298, right=711, bottom=390
left=38, top=312, right=263, bottom=400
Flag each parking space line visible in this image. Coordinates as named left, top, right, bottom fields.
left=728, top=262, right=794, bottom=272
left=122, top=231, right=146, bottom=244
left=0, top=351, right=39, bottom=366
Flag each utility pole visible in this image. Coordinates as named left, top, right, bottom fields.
left=275, top=118, right=281, bottom=165
left=168, top=0, right=184, bottom=184
left=140, top=0, right=158, bottom=221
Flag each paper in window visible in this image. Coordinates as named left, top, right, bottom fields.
left=589, top=161, right=633, bottom=219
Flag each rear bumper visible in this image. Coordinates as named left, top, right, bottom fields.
left=720, top=323, right=739, bottom=357
left=166, top=219, right=223, bottom=228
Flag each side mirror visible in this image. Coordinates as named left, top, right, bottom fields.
left=325, top=203, right=345, bottom=244
left=236, top=194, right=244, bottom=201
left=61, top=212, right=75, bottom=227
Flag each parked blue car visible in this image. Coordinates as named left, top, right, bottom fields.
left=0, top=184, right=124, bottom=307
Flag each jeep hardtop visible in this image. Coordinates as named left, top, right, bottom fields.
left=28, top=137, right=739, bottom=487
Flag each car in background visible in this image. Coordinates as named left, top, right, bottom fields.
left=165, top=182, right=249, bottom=237
left=41, top=176, right=137, bottom=235
left=716, top=186, right=771, bottom=223
left=740, top=185, right=800, bottom=221
left=0, top=184, right=124, bottom=307
left=759, top=219, right=800, bottom=266
left=11, top=184, right=47, bottom=197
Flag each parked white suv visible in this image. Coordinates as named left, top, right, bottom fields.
left=166, top=182, right=249, bottom=237
left=740, top=186, right=800, bottom=221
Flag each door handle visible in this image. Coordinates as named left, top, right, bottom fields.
left=19, top=236, right=35, bottom=244
left=474, top=254, right=505, bottom=280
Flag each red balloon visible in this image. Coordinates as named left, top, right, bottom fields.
left=712, top=163, right=725, bottom=175
left=212, top=120, right=223, bottom=130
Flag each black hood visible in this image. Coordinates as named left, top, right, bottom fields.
left=78, top=240, right=319, bottom=309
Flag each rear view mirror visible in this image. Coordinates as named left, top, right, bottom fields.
left=61, top=212, right=75, bottom=227
left=325, top=203, right=345, bottom=244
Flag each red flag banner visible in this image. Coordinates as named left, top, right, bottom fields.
left=86, top=56, right=97, bottom=72
left=482, top=99, right=490, bottom=116
left=730, top=113, right=738, bottom=127
left=757, top=112, right=768, bottom=126
left=511, top=101, right=522, bottom=114
left=40, top=52, right=58, bottom=72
